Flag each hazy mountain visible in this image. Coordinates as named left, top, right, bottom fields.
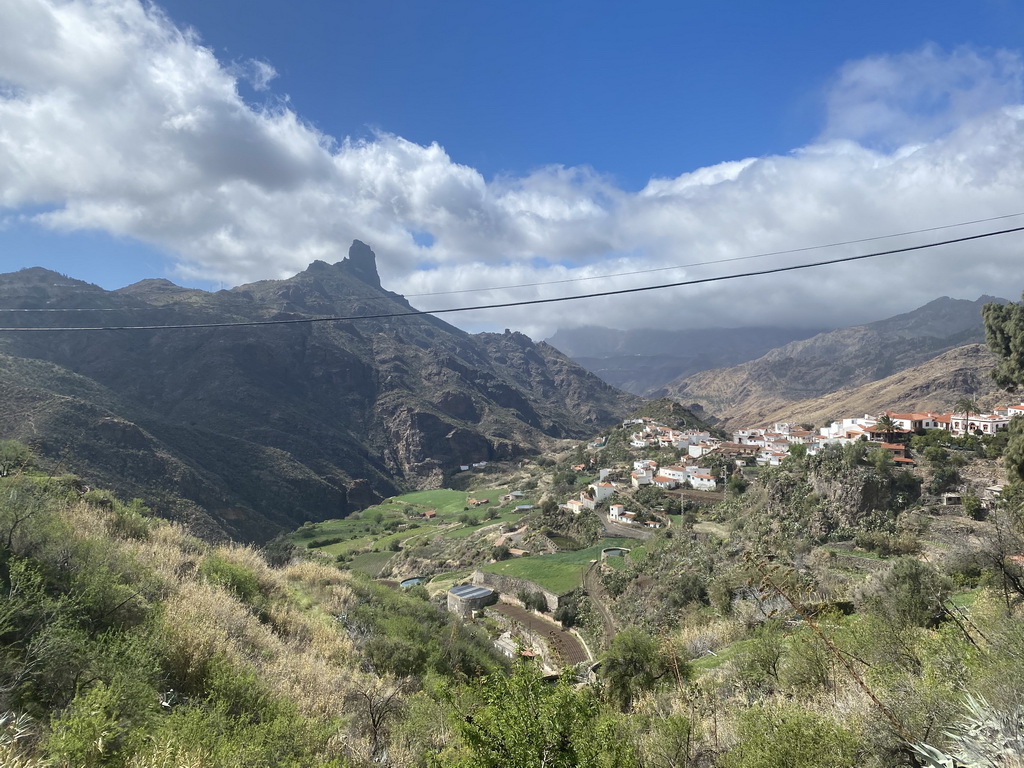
left=0, top=243, right=639, bottom=541
left=738, top=343, right=1004, bottom=430
left=656, top=295, right=1006, bottom=427
left=545, top=326, right=825, bottom=394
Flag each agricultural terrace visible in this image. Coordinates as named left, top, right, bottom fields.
left=288, top=487, right=535, bottom=575
left=479, top=537, right=635, bottom=594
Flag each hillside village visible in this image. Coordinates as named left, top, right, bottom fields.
left=553, top=402, right=1020, bottom=531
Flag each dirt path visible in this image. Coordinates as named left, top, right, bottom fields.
left=491, top=602, right=590, bottom=666
left=583, top=562, right=617, bottom=644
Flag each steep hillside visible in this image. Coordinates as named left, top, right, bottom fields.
left=0, top=243, right=639, bottom=540
left=546, top=325, right=823, bottom=394
left=752, top=344, right=1004, bottom=428
left=657, top=295, right=1005, bottom=426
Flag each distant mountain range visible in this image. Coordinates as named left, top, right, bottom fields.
left=545, top=326, right=825, bottom=395
left=746, top=343, right=1004, bottom=430
left=653, top=295, right=1007, bottom=427
left=0, top=243, right=638, bottom=541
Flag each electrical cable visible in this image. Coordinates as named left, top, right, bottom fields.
left=4, top=210, right=1024, bottom=311
left=402, top=210, right=1024, bottom=297
left=0, top=224, right=1020, bottom=332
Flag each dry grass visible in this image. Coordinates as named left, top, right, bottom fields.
left=126, top=741, right=213, bottom=768
left=675, top=617, right=746, bottom=659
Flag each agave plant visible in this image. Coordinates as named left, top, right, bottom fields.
left=911, top=694, right=1024, bottom=767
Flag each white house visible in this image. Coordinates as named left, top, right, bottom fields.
left=688, top=441, right=718, bottom=459
left=631, top=469, right=653, bottom=487
left=590, top=482, right=616, bottom=502
left=658, top=465, right=691, bottom=483
left=949, top=411, right=1009, bottom=436
left=609, top=504, right=637, bottom=524
left=690, top=473, right=718, bottom=491
left=564, top=498, right=586, bottom=515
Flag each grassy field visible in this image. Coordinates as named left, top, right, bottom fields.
left=479, top=538, right=634, bottom=594
left=287, top=486, right=538, bottom=584
left=347, top=550, right=395, bottom=577
left=288, top=486, right=523, bottom=553
left=690, top=637, right=755, bottom=673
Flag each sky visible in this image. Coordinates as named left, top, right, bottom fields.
left=3, top=0, right=1024, bottom=339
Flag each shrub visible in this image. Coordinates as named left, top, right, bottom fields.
left=200, top=555, right=264, bottom=608
left=722, top=703, right=860, bottom=768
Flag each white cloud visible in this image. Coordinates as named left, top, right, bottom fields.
left=2, top=1, right=1024, bottom=340
left=822, top=44, right=1024, bottom=148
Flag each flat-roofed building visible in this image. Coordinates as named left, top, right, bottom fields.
left=447, top=584, right=498, bottom=617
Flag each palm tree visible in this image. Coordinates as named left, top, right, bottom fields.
left=875, top=413, right=899, bottom=443
left=955, top=397, right=980, bottom=436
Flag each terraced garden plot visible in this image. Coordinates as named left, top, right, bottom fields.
left=479, top=538, right=633, bottom=594
left=347, top=550, right=395, bottom=577
left=288, top=487, right=518, bottom=555
left=445, top=509, right=532, bottom=539
left=491, top=602, right=590, bottom=666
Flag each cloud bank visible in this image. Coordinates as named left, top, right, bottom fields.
left=2, top=0, right=1024, bottom=338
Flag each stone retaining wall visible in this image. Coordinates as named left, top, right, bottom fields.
left=472, top=570, right=566, bottom=612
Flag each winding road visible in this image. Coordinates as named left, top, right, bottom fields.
left=583, top=562, right=617, bottom=642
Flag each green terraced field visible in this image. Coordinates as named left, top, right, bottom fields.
left=479, top=538, right=634, bottom=594
left=288, top=486, right=520, bottom=552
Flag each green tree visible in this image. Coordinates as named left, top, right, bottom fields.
left=984, top=296, right=1024, bottom=392
left=449, top=665, right=636, bottom=768
left=0, top=441, right=32, bottom=478
left=984, top=297, right=1024, bottom=480
left=875, top=413, right=899, bottom=443
left=601, top=628, right=677, bottom=711
left=955, top=397, right=980, bottom=436
left=788, top=442, right=808, bottom=461
left=866, top=557, right=951, bottom=629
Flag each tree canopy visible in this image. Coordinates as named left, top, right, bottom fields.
left=984, top=296, right=1024, bottom=392
left=984, top=295, right=1024, bottom=479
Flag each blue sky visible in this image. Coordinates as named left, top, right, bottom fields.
left=3, top=0, right=1024, bottom=336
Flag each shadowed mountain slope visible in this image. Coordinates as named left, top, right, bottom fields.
left=0, top=243, right=639, bottom=541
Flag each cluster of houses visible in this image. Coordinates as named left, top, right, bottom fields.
left=559, top=404, right=1024, bottom=525
left=731, top=403, right=1024, bottom=466
left=625, top=420, right=716, bottom=454
left=560, top=449, right=719, bottom=527
left=630, top=458, right=718, bottom=492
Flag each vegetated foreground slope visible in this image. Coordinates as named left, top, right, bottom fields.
left=657, top=295, right=1005, bottom=426
left=0, top=243, right=639, bottom=540
left=545, top=325, right=824, bottom=395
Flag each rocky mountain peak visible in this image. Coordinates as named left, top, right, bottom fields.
left=341, top=239, right=382, bottom=288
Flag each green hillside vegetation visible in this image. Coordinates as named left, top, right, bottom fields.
left=5, top=418, right=1024, bottom=767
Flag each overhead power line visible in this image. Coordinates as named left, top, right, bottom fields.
left=4, top=211, right=1024, bottom=313
left=0, top=225, right=1021, bottom=332
left=402, top=210, right=1024, bottom=297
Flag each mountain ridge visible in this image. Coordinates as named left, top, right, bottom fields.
left=656, top=295, right=1007, bottom=427
left=545, top=325, right=826, bottom=394
left=0, top=244, right=640, bottom=541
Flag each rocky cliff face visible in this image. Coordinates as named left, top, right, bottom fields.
left=0, top=243, right=640, bottom=541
